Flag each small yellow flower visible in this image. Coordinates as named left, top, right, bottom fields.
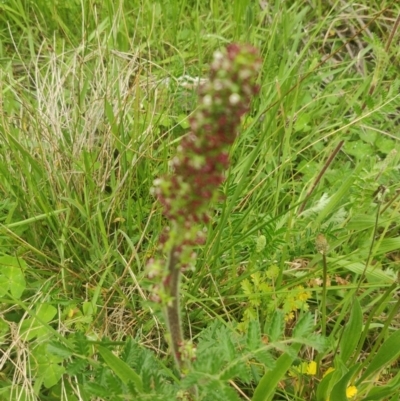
left=285, top=311, right=294, bottom=321
left=297, top=285, right=311, bottom=301
left=306, top=361, right=317, bottom=375
left=346, top=385, right=357, bottom=399
left=324, top=371, right=357, bottom=401
left=292, top=361, right=317, bottom=376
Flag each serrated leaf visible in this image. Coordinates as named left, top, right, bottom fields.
left=73, top=331, right=90, bottom=355
left=340, top=298, right=362, bottom=363
left=84, top=382, right=108, bottom=397
left=254, top=350, right=275, bottom=369
left=364, top=95, right=374, bottom=109
left=266, top=310, right=284, bottom=342
left=293, top=313, right=313, bottom=338
left=251, top=272, right=262, bottom=287
left=247, top=320, right=261, bottom=351
left=105, top=371, right=124, bottom=395
left=121, top=337, right=136, bottom=365
left=243, top=307, right=257, bottom=321
left=65, top=358, right=87, bottom=375
left=47, top=341, right=73, bottom=358
left=293, top=335, right=326, bottom=352
left=220, top=361, right=249, bottom=381
left=221, top=333, right=236, bottom=361
left=203, top=380, right=242, bottom=401
left=182, top=371, right=208, bottom=389
left=241, top=279, right=253, bottom=295
left=259, top=282, right=270, bottom=293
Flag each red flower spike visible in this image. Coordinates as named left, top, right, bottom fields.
left=154, top=44, right=261, bottom=231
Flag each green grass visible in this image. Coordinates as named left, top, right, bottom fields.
left=0, top=0, right=399, bottom=400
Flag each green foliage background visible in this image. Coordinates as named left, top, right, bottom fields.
left=0, top=0, right=399, bottom=400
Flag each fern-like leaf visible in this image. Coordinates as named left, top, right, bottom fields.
left=72, top=331, right=89, bottom=356
left=293, top=312, right=314, bottom=338
left=246, top=320, right=262, bottom=352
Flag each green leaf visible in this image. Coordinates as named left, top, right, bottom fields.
left=254, top=349, right=275, bottom=370
left=247, top=320, right=261, bottom=351
left=20, top=304, right=57, bottom=341
left=316, top=369, right=338, bottom=401
left=314, top=162, right=363, bottom=227
left=364, top=384, right=400, bottom=400
left=241, top=278, right=253, bottom=295
left=43, top=364, right=66, bottom=389
left=0, top=318, right=10, bottom=343
left=266, top=310, right=284, bottom=342
left=344, top=141, right=373, bottom=159
left=221, top=332, right=236, bottom=361
left=333, top=259, right=395, bottom=284
left=97, top=345, right=143, bottom=393
left=359, top=129, right=377, bottom=144
left=252, top=342, right=302, bottom=401
left=47, top=341, right=73, bottom=359
left=36, top=303, right=58, bottom=322
left=33, top=344, right=65, bottom=389
left=340, top=298, right=362, bottom=363
left=294, top=113, right=311, bottom=132
left=375, top=135, right=396, bottom=154
left=330, top=365, right=359, bottom=401
left=347, top=215, right=377, bottom=231
left=293, top=313, right=313, bottom=338
left=177, top=114, right=190, bottom=129
left=360, top=330, right=400, bottom=382
left=0, top=255, right=26, bottom=298
left=374, top=238, right=400, bottom=256
left=363, top=371, right=400, bottom=400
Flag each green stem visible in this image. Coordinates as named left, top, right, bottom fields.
left=321, top=253, right=327, bottom=337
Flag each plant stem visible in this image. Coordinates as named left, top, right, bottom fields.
left=321, top=252, right=327, bottom=337
left=164, top=246, right=184, bottom=370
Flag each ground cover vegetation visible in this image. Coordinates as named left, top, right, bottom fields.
left=0, top=0, right=399, bottom=400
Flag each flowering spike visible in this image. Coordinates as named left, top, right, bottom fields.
left=154, top=44, right=261, bottom=230
left=150, top=44, right=261, bottom=373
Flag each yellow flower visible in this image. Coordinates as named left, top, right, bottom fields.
left=292, top=361, right=317, bottom=376
left=285, top=311, right=294, bottom=321
left=306, top=361, right=317, bottom=375
left=346, top=386, right=357, bottom=399
left=296, top=285, right=311, bottom=302
left=324, top=384, right=357, bottom=401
